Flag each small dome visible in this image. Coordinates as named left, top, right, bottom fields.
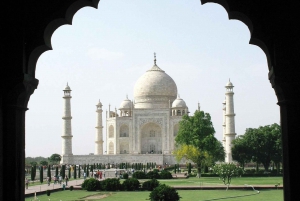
left=64, top=83, right=71, bottom=90
left=96, top=100, right=102, bottom=107
left=119, top=96, right=132, bottom=109
left=226, top=79, right=233, bottom=87
left=172, top=95, right=187, bottom=108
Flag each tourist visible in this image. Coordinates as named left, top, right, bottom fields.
left=103, top=170, right=105, bottom=178
left=115, top=170, right=117, bottom=177
left=47, top=177, right=50, bottom=186
left=25, top=178, right=29, bottom=189
left=83, top=172, right=86, bottom=180
left=59, top=175, right=62, bottom=185
left=100, top=171, right=102, bottom=179
left=65, top=175, right=69, bottom=186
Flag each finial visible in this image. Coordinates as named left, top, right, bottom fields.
left=154, top=52, right=157, bottom=65
left=67, top=82, right=68, bottom=86
left=126, top=94, right=128, bottom=99
left=177, top=93, right=180, bottom=99
left=198, top=102, right=200, bottom=111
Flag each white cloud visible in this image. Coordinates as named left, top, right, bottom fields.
left=86, top=48, right=124, bottom=61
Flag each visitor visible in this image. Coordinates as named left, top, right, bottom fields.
left=115, top=170, right=117, bottom=177
left=59, top=175, right=62, bottom=185
left=65, top=175, right=69, bottom=186
left=103, top=171, right=105, bottom=178
left=83, top=172, right=86, bottom=180
left=25, top=178, right=29, bottom=189
left=47, top=177, right=50, bottom=186
left=100, top=171, right=102, bottom=179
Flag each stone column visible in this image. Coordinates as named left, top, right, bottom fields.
left=225, top=80, right=236, bottom=163
left=61, top=84, right=73, bottom=158
left=95, top=100, right=103, bottom=155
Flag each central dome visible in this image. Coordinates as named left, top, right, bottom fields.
left=134, top=59, right=177, bottom=109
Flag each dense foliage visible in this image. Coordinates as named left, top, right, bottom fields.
left=149, top=184, right=180, bottom=201
left=174, top=110, right=224, bottom=178
left=48, top=153, right=62, bottom=164
left=101, top=178, right=121, bottom=191
left=142, top=179, right=160, bottom=191
left=146, top=169, right=160, bottom=179
left=132, top=171, right=147, bottom=179
left=122, top=178, right=140, bottom=191
left=82, top=178, right=100, bottom=191
left=232, top=123, right=282, bottom=172
left=160, top=170, right=173, bottom=179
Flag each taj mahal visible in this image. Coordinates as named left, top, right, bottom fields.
left=61, top=54, right=236, bottom=165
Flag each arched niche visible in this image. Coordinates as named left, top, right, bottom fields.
left=108, top=141, right=114, bottom=154
left=119, top=125, right=129, bottom=137
left=109, top=125, right=114, bottom=138
left=120, top=142, right=129, bottom=154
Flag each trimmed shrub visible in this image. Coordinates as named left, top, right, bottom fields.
left=122, top=178, right=140, bottom=191
left=147, top=170, right=160, bottom=179
left=46, top=190, right=50, bottom=196
left=101, top=178, right=121, bottom=191
left=70, top=185, right=74, bottom=191
left=81, top=178, right=100, bottom=191
left=132, top=171, right=147, bottom=179
left=160, top=170, right=172, bottom=179
left=123, top=173, right=129, bottom=179
left=149, top=184, right=180, bottom=201
left=142, top=179, right=160, bottom=191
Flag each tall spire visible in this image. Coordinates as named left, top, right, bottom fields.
left=154, top=52, right=157, bottom=65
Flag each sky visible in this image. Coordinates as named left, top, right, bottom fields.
left=26, top=0, right=279, bottom=157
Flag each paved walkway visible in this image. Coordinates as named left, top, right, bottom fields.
left=25, top=179, right=85, bottom=195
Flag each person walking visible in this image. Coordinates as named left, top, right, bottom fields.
left=59, top=175, right=62, bottom=185
left=65, top=175, right=69, bottom=186
left=47, top=177, right=50, bottom=186
left=25, top=178, right=29, bottom=189
left=83, top=172, right=86, bottom=180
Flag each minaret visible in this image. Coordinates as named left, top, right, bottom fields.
left=62, top=83, right=73, bottom=156
left=95, top=100, right=103, bottom=155
left=222, top=99, right=226, bottom=149
left=224, top=79, right=236, bottom=163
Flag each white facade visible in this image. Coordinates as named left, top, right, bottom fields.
left=105, top=56, right=188, bottom=156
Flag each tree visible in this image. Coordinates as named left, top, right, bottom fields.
left=233, top=123, right=282, bottom=172
left=174, top=110, right=225, bottom=178
left=213, top=163, right=244, bottom=190
left=54, top=166, right=58, bottom=177
left=30, top=161, right=37, bottom=166
left=74, top=165, right=77, bottom=179
left=231, top=136, right=252, bottom=169
left=48, top=154, right=61, bottom=165
left=40, top=161, right=48, bottom=166
left=40, top=166, right=43, bottom=183
left=47, top=165, right=51, bottom=182
left=60, top=165, right=65, bottom=179
left=31, top=165, right=36, bottom=181
left=78, top=165, right=81, bottom=178
left=68, top=167, right=71, bottom=179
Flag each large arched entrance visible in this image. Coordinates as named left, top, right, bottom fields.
left=2, top=1, right=300, bottom=200
left=140, top=123, right=162, bottom=154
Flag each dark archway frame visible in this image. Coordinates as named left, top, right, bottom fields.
left=1, top=0, right=299, bottom=200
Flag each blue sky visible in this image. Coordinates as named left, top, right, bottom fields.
left=26, top=0, right=279, bottom=157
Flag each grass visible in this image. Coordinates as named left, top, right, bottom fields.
left=157, top=177, right=283, bottom=186
left=25, top=189, right=283, bottom=201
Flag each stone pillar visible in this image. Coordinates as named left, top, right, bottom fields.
left=1, top=76, right=38, bottom=201
left=61, top=84, right=73, bottom=158
left=225, top=80, right=236, bottom=163
left=95, top=100, right=103, bottom=155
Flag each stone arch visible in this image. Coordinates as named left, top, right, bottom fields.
left=108, top=141, right=114, bottom=154
left=109, top=125, right=114, bottom=138
left=119, top=124, right=129, bottom=137
left=119, top=142, right=129, bottom=154
left=141, top=122, right=162, bottom=154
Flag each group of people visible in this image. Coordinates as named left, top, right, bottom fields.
left=83, top=170, right=105, bottom=180
left=47, top=175, right=69, bottom=186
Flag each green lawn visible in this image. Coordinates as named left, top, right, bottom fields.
left=157, top=177, right=283, bottom=186
left=25, top=189, right=283, bottom=201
